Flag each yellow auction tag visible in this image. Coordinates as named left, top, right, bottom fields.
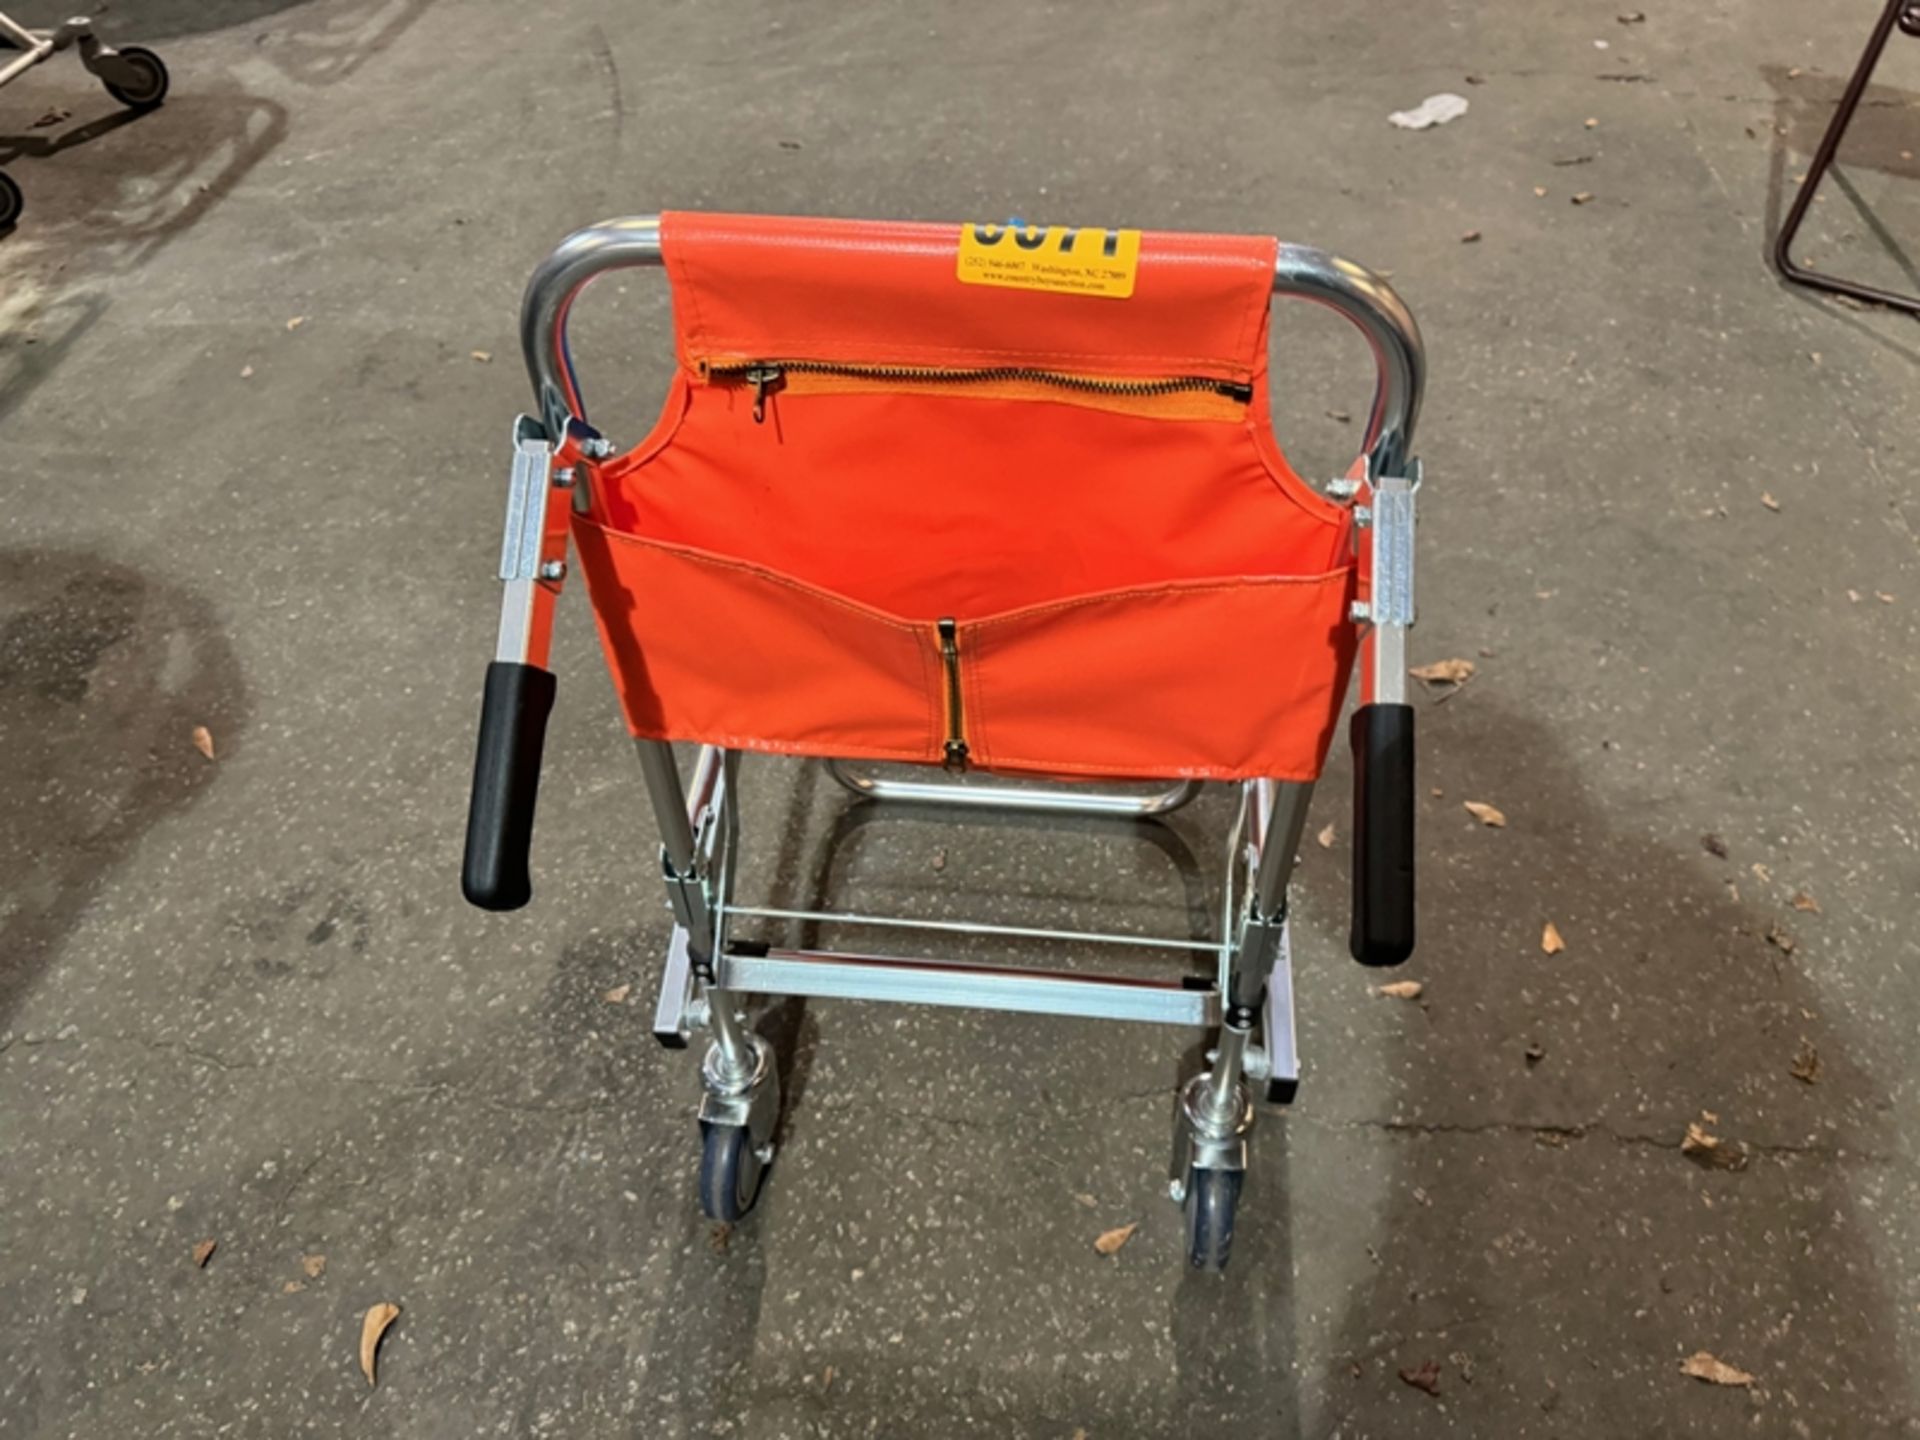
left=956, top=222, right=1142, bottom=299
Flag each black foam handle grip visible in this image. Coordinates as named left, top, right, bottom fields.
left=1350, top=702, right=1415, bottom=967
left=462, top=661, right=557, bottom=911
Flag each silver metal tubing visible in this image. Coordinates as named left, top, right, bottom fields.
left=685, top=744, right=723, bottom=827
left=704, top=988, right=755, bottom=1082
left=725, top=902, right=1222, bottom=957
left=1204, top=1023, right=1252, bottom=1122
left=519, top=216, right=1423, bottom=480
left=718, top=946, right=1218, bottom=1026
left=633, top=737, right=696, bottom=874
left=1274, top=243, right=1424, bottom=479
left=522, top=216, right=663, bottom=440
left=826, top=761, right=1201, bottom=817
left=1251, top=780, right=1315, bottom=918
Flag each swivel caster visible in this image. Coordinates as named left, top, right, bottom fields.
left=99, top=45, right=169, bottom=109
left=698, top=1121, right=771, bottom=1222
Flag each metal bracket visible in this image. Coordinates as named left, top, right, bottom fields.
left=497, top=416, right=554, bottom=583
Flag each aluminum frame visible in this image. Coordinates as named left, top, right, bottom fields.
left=493, top=211, right=1425, bottom=1232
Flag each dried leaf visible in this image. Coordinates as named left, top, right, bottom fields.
left=1761, top=492, right=1781, bottom=512
left=1618, top=9, right=1646, bottom=21
left=1877, top=592, right=1895, bottom=604
left=1680, top=1351, right=1754, bottom=1387
left=1411, top=658, right=1476, bottom=686
left=1571, top=191, right=1595, bottom=205
left=470, top=350, right=492, bottom=363
left=1751, top=862, right=1773, bottom=884
left=1524, top=1042, right=1546, bottom=1066
left=1533, top=186, right=1549, bottom=198
left=931, top=849, right=947, bottom=871
left=286, top=316, right=307, bottom=331
left=302, top=1253, right=326, bottom=1279
left=359, top=1302, right=400, bottom=1387
left=1399, top=1359, right=1443, bottom=1395
left=822, top=1365, right=835, bottom=1394
left=240, top=365, right=255, bottom=379
left=1461, top=229, right=1482, bottom=243
left=602, top=983, right=632, bottom=1004
left=282, top=1280, right=306, bottom=1294
left=1848, top=589, right=1862, bottom=603
left=1584, top=117, right=1600, bottom=128
left=191, top=726, right=216, bottom=761
left=1791, top=891, right=1821, bottom=914
left=1464, top=801, right=1507, bottom=828
left=1074, top=1192, right=1097, bottom=1209
left=1700, top=833, right=1728, bottom=859
left=1541, top=922, right=1566, bottom=955
left=1374, top=980, right=1424, bottom=1000
left=1326, top=407, right=1352, bottom=423
left=1093, top=1222, right=1138, bottom=1256
left=1681, top=1122, right=1749, bottom=1172
left=1765, top=923, right=1796, bottom=955
left=1316, top=823, right=1336, bottom=850
left=709, top=1223, right=731, bottom=1254
left=192, top=1240, right=216, bottom=1268
left=1789, top=1040, right=1821, bottom=1085
left=34, top=107, right=72, bottom=128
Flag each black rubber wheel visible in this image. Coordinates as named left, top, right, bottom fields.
left=103, top=46, right=169, bottom=109
left=1184, top=1167, right=1243, bottom=1271
left=0, top=172, right=20, bottom=232
left=698, top=1122, right=767, bottom=1223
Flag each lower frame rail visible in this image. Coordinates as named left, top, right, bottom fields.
left=716, top=946, right=1219, bottom=1026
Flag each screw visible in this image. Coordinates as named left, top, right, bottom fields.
left=1169, top=1178, right=1187, bottom=1204
left=582, top=437, right=615, bottom=459
left=539, top=560, right=567, bottom=581
left=1350, top=601, right=1372, bottom=623
left=553, top=467, right=576, bottom=489
left=1326, top=477, right=1362, bottom=500
left=1353, top=505, right=1372, bottom=528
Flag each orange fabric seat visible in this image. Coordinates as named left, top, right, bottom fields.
left=571, top=212, right=1360, bottom=782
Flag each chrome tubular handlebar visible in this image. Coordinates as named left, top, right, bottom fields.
left=520, top=215, right=1425, bottom=477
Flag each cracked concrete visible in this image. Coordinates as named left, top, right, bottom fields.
left=4, top=0, right=1920, bottom=1436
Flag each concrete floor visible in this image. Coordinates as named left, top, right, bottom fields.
left=4, top=1, right=1920, bottom=1435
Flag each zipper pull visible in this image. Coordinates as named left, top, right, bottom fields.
left=937, top=617, right=969, bottom=771
left=744, top=364, right=784, bottom=423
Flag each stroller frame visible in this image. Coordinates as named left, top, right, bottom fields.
left=473, top=215, right=1424, bottom=1267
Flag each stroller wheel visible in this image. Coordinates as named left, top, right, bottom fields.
left=0, top=172, right=20, bottom=232
left=698, top=1121, right=768, bottom=1223
left=1184, top=1167, right=1242, bottom=1271
left=103, top=46, right=169, bottom=109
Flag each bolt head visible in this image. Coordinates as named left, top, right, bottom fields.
left=553, top=467, right=576, bottom=488
left=539, top=560, right=567, bottom=581
left=1169, top=1178, right=1187, bottom=1204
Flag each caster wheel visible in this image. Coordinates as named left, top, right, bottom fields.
left=1184, top=1167, right=1242, bottom=1271
left=103, top=46, right=169, bottom=109
left=0, top=171, right=20, bottom=232
left=698, top=1122, right=768, bottom=1223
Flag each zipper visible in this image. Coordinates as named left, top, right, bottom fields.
left=936, top=616, right=968, bottom=771
left=704, top=359, right=1253, bottom=423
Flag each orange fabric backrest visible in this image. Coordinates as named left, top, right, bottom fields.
left=570, top=213, right=1359, bottom=782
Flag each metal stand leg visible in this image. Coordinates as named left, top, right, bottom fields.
left=1773, top=0, right=1920, bottom=315
left=633, top=739, right=783, bottom=1219
left=1172, top=779, right=1312, bottom=1268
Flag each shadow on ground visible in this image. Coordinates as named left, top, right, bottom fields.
left=0, top=548, right=247, bottom=1033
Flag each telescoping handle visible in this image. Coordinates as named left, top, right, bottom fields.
left=1346, top=469, right=1420, bottom=966
left=461, top=416, right=584, bottom=911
